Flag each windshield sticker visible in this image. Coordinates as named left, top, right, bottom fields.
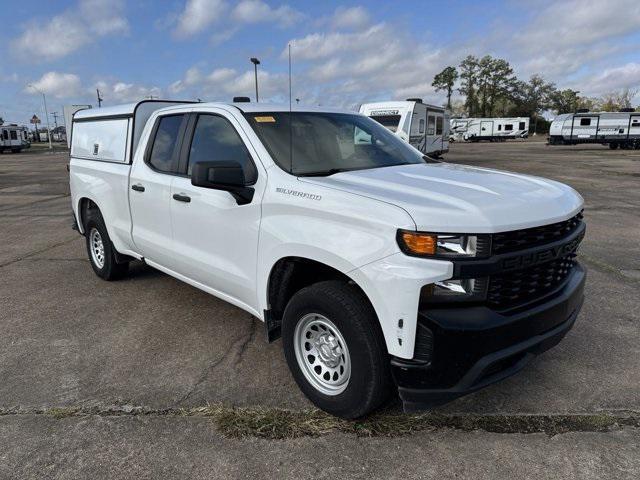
left=254, top=116, right=276, bottom=123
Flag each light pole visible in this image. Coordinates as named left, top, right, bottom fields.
left=28, top=84, right=53, bottom=150
left=250, top=57, right=260, bottom=102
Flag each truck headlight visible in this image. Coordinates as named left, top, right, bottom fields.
left=397, top=230, right=488, bottom=258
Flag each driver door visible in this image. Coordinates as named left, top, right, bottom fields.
left=169, top=111, right=266, bottom=312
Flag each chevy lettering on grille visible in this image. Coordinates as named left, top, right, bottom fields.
left=501, top=227, right=585, bottom=272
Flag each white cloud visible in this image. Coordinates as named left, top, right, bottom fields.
left=169, top=65, right=287, bottom=101
left=231, top=0, right=304, bottom=27
left=505, top=0, right=640, bottom=79
left=172, top=0, right=302, bottom=44
left=12, top=0, right=128, bottom=62
left=331, top=6, right=370, bottom=30
left=576, top=63, right=640, bottom=96
left=94, top=80, right=163, bottom=103
left=174, top=0, right=227, bottom=38
left=26, top=72, right=82, bottom=98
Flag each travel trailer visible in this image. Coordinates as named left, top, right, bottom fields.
left=450, top=117, right=529, bottom=142
left=359, top=100, right=449, bottom=157
left=0, top=124, right=30, bottom=153
left=548, top=110, right=640, bottom=149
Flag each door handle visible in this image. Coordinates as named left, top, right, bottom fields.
left=131, top=184, right=145, bottom=192
left=172, top=193, right=191, bottom=203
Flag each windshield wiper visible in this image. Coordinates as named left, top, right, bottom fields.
left=297, top=168, right=356, bottom=177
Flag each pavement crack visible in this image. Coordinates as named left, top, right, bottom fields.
left=173, top=318, right=258, bottom=407
left=0, top=237, right=79, bottom=268
left=233, top=317, right=257, bottom=366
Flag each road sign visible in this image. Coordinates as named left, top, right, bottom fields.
left=30, top=115, right=41, bottom=124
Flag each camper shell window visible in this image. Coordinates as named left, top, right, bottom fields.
left=369, top=115, right=401, bottom=132
left=436, top=117, right=443, bottom=135
left=580, top=118, right=591, bottom=126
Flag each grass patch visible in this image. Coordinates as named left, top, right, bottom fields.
left=5, top=405, right=635, bottom=439
left=46, top=407, right=80, bottom=420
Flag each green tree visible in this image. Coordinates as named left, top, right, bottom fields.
left=510, top=75, right=556, bottom=132
left=549, top=89, right=582, bottom=114
left=458, top=55, right=479, bottom=116
left=432, top=66, right=458, bottom=109
left=483, top=57, right=517, bottom=117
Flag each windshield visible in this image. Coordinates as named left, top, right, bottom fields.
left=244, top=112, right=425, bottom=176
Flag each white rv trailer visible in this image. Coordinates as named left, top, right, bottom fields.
left=449, top=117, right=529, bottom=142
left=548, top=109, right=640, bottom=149
left=0, top=125, right=30, bottom=153
left=359, top=99, right=449, bottom=157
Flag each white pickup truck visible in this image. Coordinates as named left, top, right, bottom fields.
left=69, top=99, right=586, bottom=418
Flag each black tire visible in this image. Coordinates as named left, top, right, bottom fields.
left=282, top=280, right=392, bottom=419
left=609, top=143, right=618, bottom=150
left=84, top=208, right=129, bottom=281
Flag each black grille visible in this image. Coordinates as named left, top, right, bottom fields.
left=491, top=212, right=583, bottom=255
left=487, top=254, right=576, bottom=309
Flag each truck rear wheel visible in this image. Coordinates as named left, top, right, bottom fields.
left=84, top=210, right=129, bottom=280
left=281, top=280, right=392, bottom=419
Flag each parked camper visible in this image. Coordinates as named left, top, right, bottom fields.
left=0, top=125, right=30, bottom=153
left=359, top=100, right=449, bottom=157
left=450, top=117, right=529, bottom=142
left=548, top=110, right=640, bottom=149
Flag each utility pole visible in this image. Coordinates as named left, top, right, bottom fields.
left=28, top=84, right=53, bottom=150
left=96, top=89, right=103, bottom=108
left=250, top=57, right=260, bottom=102
left=50, top=111, right=59, bottom=130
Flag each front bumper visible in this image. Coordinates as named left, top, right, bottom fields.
left=391, top=263, right=585, bottom=412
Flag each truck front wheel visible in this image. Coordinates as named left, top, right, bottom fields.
left=84, top=210, right=129, bottom=280
left=282, top=280, right=392, bottom=419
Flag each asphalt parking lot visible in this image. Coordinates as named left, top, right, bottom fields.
left=1, top=141, right=639, bottom=478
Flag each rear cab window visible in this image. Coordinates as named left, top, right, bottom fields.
left=147, top=114, right=186, bottom=173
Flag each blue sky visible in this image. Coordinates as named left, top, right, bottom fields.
left=1, top=0, right=639, bottom=126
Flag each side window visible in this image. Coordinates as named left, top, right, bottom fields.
left=418, top=119, right=425, bottom=134
left=436, top=117, right=443, bottom=135
left=504, top=124, right=513, bottom=131
left=519, top=121, right=526, bottom=130
left=10, top=130, right=18, bottom=140
left=427, top=115, right=435, bottom=135
left=498, top=124, right=502, bottom=131
left=187, top=115, right=258, bottom=184
left=2, top=130, right=7, bottom=140
left=148, top=115, right=184, bottom=173
left=580, top=118, right=591, bottom=126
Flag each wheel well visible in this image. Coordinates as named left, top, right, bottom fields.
left=78, top=198, right=98, bottom=233
left=267, top=257, right=365, bottom=324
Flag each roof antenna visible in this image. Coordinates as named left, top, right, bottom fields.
left=288, top=42, right=293, bottom=174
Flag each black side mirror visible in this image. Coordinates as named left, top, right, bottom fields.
left=191, top=161, right=255, bottom=205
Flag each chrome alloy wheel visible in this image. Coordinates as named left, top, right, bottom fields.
left=89, top=228, right=105, bottom=269
left=293, top=313, right=351, bottom=396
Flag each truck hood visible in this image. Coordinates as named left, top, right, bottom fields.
left=303, top=163, right=583, bottom=233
